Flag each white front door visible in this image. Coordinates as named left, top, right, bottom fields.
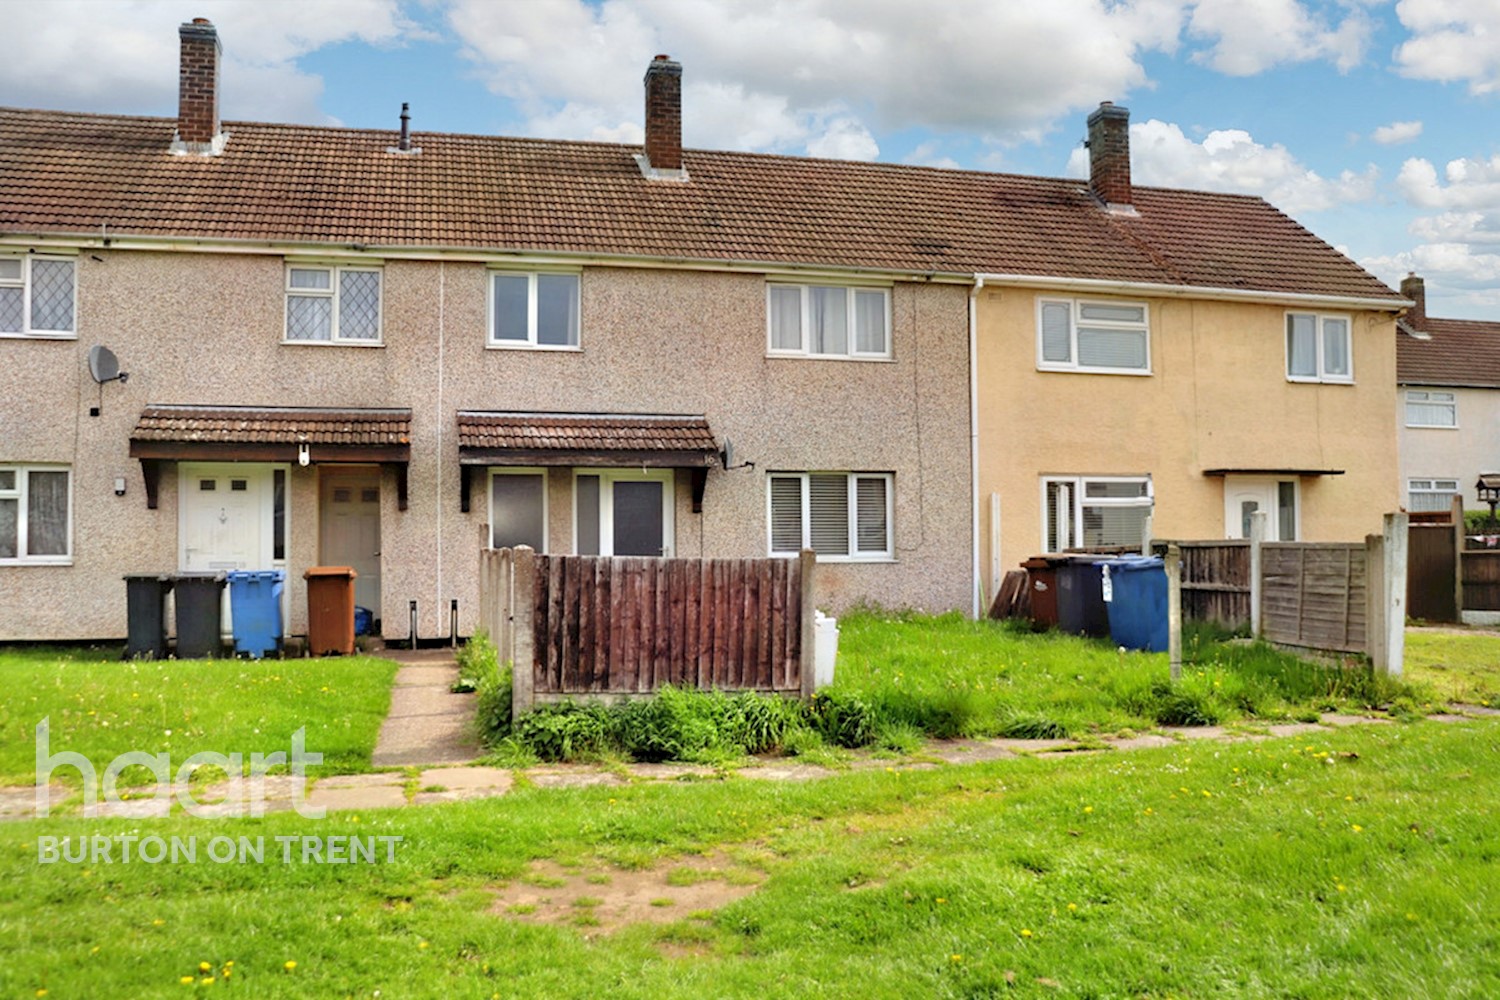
left=179, top=463, right=278, bottom=630
left=320, top=468, right=382, bottom=616
left=1224, top=476, right=1298, bottom=541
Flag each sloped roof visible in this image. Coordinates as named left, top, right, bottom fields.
left=457, top=412, right=716, bottom=467
left=132, top=405, right=411, bottom=446
left=1398, top=317, right=1500, bottom=388
left=0, top=107, right=1401, bottom=304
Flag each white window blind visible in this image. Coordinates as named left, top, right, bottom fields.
left=1037, top=298, right=1149, bottom=373
left=1043, top=476, right=1151, bottom=553
left=769, top=472, right=892, bottom=559
left=1405, top=390, right=1456, bottom=427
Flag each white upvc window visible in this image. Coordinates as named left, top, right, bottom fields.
left=767, top=284, right=891, bottom=359
left=1042, top=475, right=1152, bottom=553
left=284, top=265, right=382, bottom=344
left=0, top=465, right=72, bottom=563
left=0, top=255, right=76, bottom=337
left=1037, top=298, right=1150, bottom=374
left=1405, top=390, right=1457, bottom=428
left=1408, top=478, right=1461, bottom=513
left=489, top=468, right=548, bottom=552
left=489, top=271, right=580, bottom=348
left=768, top=472, right=893, bottom=560
left=1286, top=312, right=1352, bottom=383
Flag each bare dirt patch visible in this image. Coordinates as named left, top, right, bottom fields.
left=488, top=853, right=764, bottom=935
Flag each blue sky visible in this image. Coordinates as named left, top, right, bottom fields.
left=5, top=0, right=1500, bottom=317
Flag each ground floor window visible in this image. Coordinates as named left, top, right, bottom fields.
left=768, top=472, right=892, bottom=559
left=574, top=469, right=674, bottom=557
left=1043, top=475, right=1152, bottom=553
left=1408, top=478, right=1460, bottom=513
left=0, top=465, right=70, bottom=562
left=489, top=468, right=548, bottom=551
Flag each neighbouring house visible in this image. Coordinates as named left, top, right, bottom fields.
left=974, top=103, right=1407, bottom=585
left=1396, top=273, right=1500, bottom=516
left=0, top=20, right=1408, bottom=645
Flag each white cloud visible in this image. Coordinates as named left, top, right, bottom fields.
left=902, top=142, right=962, bottom=170
left=1065, top=119, right=1378, bottom=213
left=1397, top=155, right=1500, bottom=209
left=1371, top=120, right=1423, bottom=145
left=444, top=0, right=1191, bottom=156
left=0, top=0, right=418, bottom=123
left=1394, top=0, right=1500, bottom=95
left=1186, top=0, right=1372, bottom=75
left=1362, top=244, right=1500, bottom=312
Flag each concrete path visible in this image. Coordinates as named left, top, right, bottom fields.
left=370, top=647, right=483, bottom=768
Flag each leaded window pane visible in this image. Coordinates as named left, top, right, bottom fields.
left=30, top=259, right=74, bottom=331
left=338, top=271, right=381, bottom=340
left=287, top=295, right=332, bottom=340
left=0, top=286, right=22, bottom=332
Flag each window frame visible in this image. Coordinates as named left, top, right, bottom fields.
left=487, top=467, right=549, bottom=553
left=282, top=263, right=384, bottom=346
left=0, top=465, right=73, bottom=565
left=765, top=283, right=893, bottom=361
left=1035, top=297, right=1151, bottom=375
left=1404, top=389, right=1458, bottom=428
left=1284, top=311, right=1353, bottom=384
left=486, top=270, right=582, bottom=351
left=0, top=254, right=78, bottom=339
left=766, top=471, right=894, bottom=561
left=571, top=468, right=675, bottom=557
left=1041, top=474, right=1153, bottom=554
left=1408, top=477, right=1461, bottom=514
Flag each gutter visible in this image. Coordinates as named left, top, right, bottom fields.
left=975, top=272, right=1410, bottom=313
left=969, top=276, right=984, bottom=618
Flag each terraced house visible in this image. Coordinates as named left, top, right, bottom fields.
left=0, top=19, right=1407, bottom=644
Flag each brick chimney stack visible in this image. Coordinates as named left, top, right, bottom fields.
left=643, top=54, right=683, bottom=172
left=1087, top=102, right=1132, bottom=210
left=176, top=17, right=223, bottom=153
left=1400, top=272, right=1427, bottom=328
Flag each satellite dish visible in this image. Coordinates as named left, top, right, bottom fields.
left=88, top=345, right=127, bottom=384
left=720, top=438, right=734, bottom=470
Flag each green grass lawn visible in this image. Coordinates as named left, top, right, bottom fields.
left=0, top=649, right=398, bottom=785
left=2, top=720, right=1496, bottom=998
left=830, top=612, right=1421, bottom=740
left=1404, top=629, right=1500, bottom=707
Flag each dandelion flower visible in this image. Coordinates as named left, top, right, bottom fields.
left=1201, top=790, right=1212, bottom=798
left=419, top=941, right=430, bottom=949
left=200, top=977, right=215, bottom=986
left=1083, top=806, right=1093, bottom=814
left=1020, top=928, right=1033, bottom=938
left=1351, top=824, right=1362, bottom=833
left=950, top=954, right=963, bottom=962
left=935, top=897, right=947, bottom=904
left=1143, top=808, right=1154, bottom=816
left=284, top=961, right=297, bottom=972
left=199, top=962, right=212, bottom=973
left=180, top=977, right=194, bottom=985
left=1067, top=903, right=1077, bottom=912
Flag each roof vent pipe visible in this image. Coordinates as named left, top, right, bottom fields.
left=399, top=102, right=411, bottom=151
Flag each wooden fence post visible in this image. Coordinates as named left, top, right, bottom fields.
left=799, top=549, right=817, bottom=700
left=511, top=546, right=537, bottom=723
left=1249, top=511, right=1267, bottom=638
left=1166, top=542, right=1182, bottom=682
left=1452, top=493, right=1466, bottom=618
left=1383, top=512, right=1408, bottom=678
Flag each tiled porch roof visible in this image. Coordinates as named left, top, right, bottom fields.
left=131, top=405, right=411, bottom=446
left=456, top=412, right=717, bottom=463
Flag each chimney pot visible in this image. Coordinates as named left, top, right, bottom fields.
left=1086, top=101, right=1132, bottom=210
left=643, top=54, right=683, bottom=173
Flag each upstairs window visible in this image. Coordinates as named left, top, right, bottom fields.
left=768, top=472, right=892, bottom=560
left=1037, top=299, right=1149, bottom=373
left=768, top=285, right=890, bottom=359
left=1405, top=390, right=1457, bottom=427
left=490, top=272, right=580, bottom=348
left=1286, top=312, right=1351, bottom=383
left=1408, top=478, right=1460, bottom=513
left=285, top=265, right=382, bottom=343
left=0, top=255, right=76, bottom=337
left=0, top=466, right=71, bottom=563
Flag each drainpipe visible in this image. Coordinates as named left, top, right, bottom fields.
left=969, top=276, right=984, bottom=618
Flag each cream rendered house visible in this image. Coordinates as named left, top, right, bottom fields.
left=975, top=104, right=1407, bottom=587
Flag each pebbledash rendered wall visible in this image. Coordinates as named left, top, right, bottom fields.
left=0, top=250, right=974, bottom=642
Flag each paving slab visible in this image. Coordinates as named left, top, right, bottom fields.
left=371, top=651, right=483, bottom=768
left=305, top=783, right=408, bottom=812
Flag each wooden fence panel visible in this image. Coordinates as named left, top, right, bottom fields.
left=1462, top=551, right=1500, bottom=611
left=1407, top=524, right=1458, bottom=622
left=1260, top=542, right=1366, bottom=653
left=1165, top=540, right=1251, bottom=629
left=479, top=549, right=810, bottom=710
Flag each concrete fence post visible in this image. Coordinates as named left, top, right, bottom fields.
left=1452, top=493, right=1466, bottom=617
left=1249, top=511, right=1268, bottom=638
left=1383, top=512, right=1408, bottom=677
left=496, top=547, right=514, bottom=670
left=799, top=549, right=817, bottom=700
left=1166, top=541, right=1182, bottom=682
left=1141, top=513, right=1154, bottom=557
left=1365, top=532, right=1387, bottom=673
left=511, top=546, right=537, bottom=723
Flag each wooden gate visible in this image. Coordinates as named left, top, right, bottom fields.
left=1462, top=550, right=1500, bottom=611
left=1407, top=523, right=1459, bottom=622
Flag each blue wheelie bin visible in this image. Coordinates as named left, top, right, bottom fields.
left=1101, top=556, right=1168, bottom=652
left=227, top=570, right=284, bottom=659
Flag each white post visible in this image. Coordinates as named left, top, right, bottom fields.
left=1166, top=542, right=1182, bottom=682
left=1141, top=513, right=1154, bottom=556
left=989, top=493, right=1002, bottom=602
left=1249, top=510, right=1268, bottom=638
left=510, top=546, right=536, bottom=722
left=1383, top=512, right=1408, bottom=677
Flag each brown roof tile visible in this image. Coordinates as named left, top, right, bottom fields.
left=0, top=108, right=1402, bottom=303
left=1397, top=317, right=1500, bottom=388
left=457, top=412, right=716, bottom=455
left=132, top=405, right=411, bottom=446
